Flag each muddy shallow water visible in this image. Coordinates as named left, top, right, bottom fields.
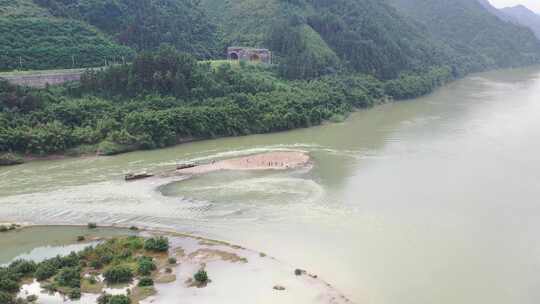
left=2, top=67, right=540, bottom=304
left=3, top=226, right=348, bottom=304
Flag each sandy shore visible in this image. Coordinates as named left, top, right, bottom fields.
left=177, top=151, right=310, bottom=175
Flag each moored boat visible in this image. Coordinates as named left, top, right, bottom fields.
left=176, top=162, right=197, bottom=170
left=125, top=172, right=154, bottom=181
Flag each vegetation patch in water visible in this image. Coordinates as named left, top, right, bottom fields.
left=0, top=236, right=177, bottom=303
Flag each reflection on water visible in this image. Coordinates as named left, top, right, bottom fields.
left=2, top=67, right=540, bottom=304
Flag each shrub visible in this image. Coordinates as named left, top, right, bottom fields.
left=129, top=226, right=139, bottom=231
left=119, top=249, right=133, bottom=259
left=98, top=294, right=131, bottom=304
left=103, top=266, right=133, bottom=284
left=88, top=223, right=98, bottom=229
left=41, top=282, right=57, bottom=292
left=0, top=225, right=7, bottom=232
left=0, top=153, right=23, bottom=166
left=329, top=114, right=346, bottom=123
left=97, top=141, right=134, bottom=156
left=0, top=291, right=14, bottom=304
left=0, top=278, right=19, bottom=293
left=87, top=276, right=97, bottom=285
left=137, top=277, right=154, bottom=287
left=77, top=236, right=85, bottom=242
left=61, top=252, right=80, bottom=268
left=97, top=293, right=112, bottom=304
left=109, top=295, right=131, bottom=304
left=34, top=262, right=58, bottom=281
left=137, top=258, right=156, bottom=276
left=99, top=254, right=114, bottom=265
left=143, top=237, right=169, bottom=252
left=89, top=260, right=103, bottom=270
left=9, top=260, right=37, bottom=276
left=55, top=267, right=81, bottom=288
left=123, top=236, right=144, bottom=250
left=68, top=288, right=81, bottom=299
left=194, top=269, right=208, bottom=284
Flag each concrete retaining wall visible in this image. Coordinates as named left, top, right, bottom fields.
left=0, top=70, right=85, bottom=88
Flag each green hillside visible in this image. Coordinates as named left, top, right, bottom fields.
left=201, top=0, right=453, bottom=79
left=33, top=0, right=222, bottom=59
left=0, top=0, right=134, bottom=71
left=388, top=0, right=540, bottom=72
left=2, top=0, right=540, bottom=160
left=0, top=0, right=50, bottom=17
left=2, top=0, right=539, bottom=77
left=201, top=0, right=540, bottom=79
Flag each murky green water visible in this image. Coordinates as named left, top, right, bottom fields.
left=0, top=226, right=134, bottom=264
left=2, top=67, right=540, bottom=304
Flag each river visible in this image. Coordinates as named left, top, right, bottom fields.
left=1, top=67, right=540, bottom=304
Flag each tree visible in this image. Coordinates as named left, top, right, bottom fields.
left=103, top=266, right=133, bottom=284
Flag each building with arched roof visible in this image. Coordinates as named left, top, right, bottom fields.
left=227, top=47, right=272, bottom=64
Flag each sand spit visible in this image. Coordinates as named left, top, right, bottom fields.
left=7, top=225, right=352, bottom=304
left=141, top=232, right=352, bottom=304
left=176, top=151, right=310, bottom=175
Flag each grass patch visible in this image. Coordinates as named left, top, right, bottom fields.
left=65, top=144, right=99, bottom=157
left=129, top=286, right=156, bottom=304
left=97, top=141, right=137, bottom=156
left=329, top=114, right=346, bottom=123
left=81, top=277, right=104, bottom=294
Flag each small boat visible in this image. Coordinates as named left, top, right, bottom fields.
left=176, top=162, right=197, bottom=170
left=125, top=172, right=154, bottom=181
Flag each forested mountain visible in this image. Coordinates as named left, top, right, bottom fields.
left=0, top=0, right=134, bottom=71
left=0, top=0, right=221, bottom=71
left=476, top=0, right=516, bottom=22
left=33, top=0, right=222, bottom=58
left=2, top=0, right=540, bottom=162
left=2, top=0, right=540, bottom=78
left=477, top=0, right=540, bottom=39
left=388, top=0, right=540, bottom=72
left=500, top=5, right=540, bottom=39
left=200, top=0, right=454, bottom=79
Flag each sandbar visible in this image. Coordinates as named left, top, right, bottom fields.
left=176, top=151, right=310, bottom=175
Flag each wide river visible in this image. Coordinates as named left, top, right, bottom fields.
left=2, top=67, right=540, bottom=304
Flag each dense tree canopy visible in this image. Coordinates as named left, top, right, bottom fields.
left=1, top=0, right=540, bottom=160
left=0, top=48, right=452, bottom=157
left=34, top=0, right=222, bottom=58
left=0, top=17, right=134, bottom=71
left=388, top=0, right=540, bottom=73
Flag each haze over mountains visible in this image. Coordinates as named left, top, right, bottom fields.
left=479, top=0, right=540, bottom=38
left=500, top=5, right=540, bottom=38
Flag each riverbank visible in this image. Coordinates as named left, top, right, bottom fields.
left=1, top=224, right=352, bottom=304
left=1, top=48, right=454, bottom=167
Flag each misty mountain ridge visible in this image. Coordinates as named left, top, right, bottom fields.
left=500, top=4, right=540, bottom=38
left=477, top=0, right=540, bottom=39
